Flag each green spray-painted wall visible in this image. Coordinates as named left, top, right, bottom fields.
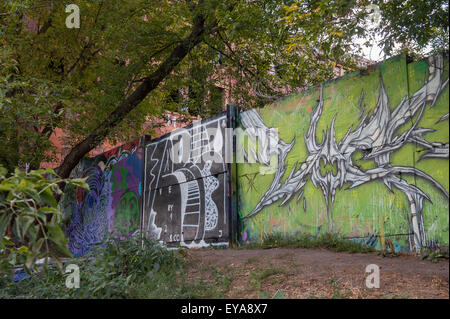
left=237, top=53, right=449, bottom=252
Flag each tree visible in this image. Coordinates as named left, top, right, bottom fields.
left=0, top=0, right=448, bottom=178
left=0, top=48, right=63, bottom=171
left=283, top=0, right=449, bottom=59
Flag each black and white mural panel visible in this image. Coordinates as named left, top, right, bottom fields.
left=142, top=113, right=229, bottom=247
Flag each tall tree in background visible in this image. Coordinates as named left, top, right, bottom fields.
left=0, top=0, right=448, bottom=177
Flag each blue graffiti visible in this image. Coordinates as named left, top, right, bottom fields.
left=68, top=166, right=108, bottom=257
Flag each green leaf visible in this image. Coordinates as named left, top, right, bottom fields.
left=17, top=245, right=29, bottom=254
left=40, top=187, right=57, bottom=207
left=20, top=215, right=35, bottom=239
left=47, top=223, right=73, bottom=258
left=27, top=224, right=40, bottom=243
left=0, top=166, right=7, bottom=178
left=0, top=236, right=14, bottom=251
left=29, top=169, right=57, bottom=177
left=0, top=213, right=12, bottom=237
left=38, top=206, right=60, bottom=215
left=12, top=216, right=23, bottom=242
left=67, top=178, right=90, bottom=190
left=25, top=254, right=36, bottom=270
left=0, top=185, right=11, bottom=192
left=1, top=236, right=14, bottom=246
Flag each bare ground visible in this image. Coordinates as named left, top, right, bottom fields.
left=184, top=247, right=449, bottom=299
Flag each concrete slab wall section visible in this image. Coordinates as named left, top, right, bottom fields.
left=61, top=139, right=144, bottom=257
left=236, top=52, right=449, bottom=252
left=142, top=113, right=230, bottom=248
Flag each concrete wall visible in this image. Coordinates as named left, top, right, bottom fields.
left=142, top=113, right=230, bottom=248
left=62, top=114, right=231, bottom=256
left=237, top=53, right=449, bottom=252
left=62, top=52, right=448, bottom=255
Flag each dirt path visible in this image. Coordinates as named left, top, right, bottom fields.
left=185, top=247, right=449, bottom=299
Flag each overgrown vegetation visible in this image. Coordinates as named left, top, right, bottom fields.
left=0, top=166, right=89, bottom=275
left=1, top=237, right=194, bottom=298
left=329, top=273, right=342, bottom=299
left=0, top=162, right=445, bottom=299
left=2, top=234, right=271, bottom=299
left=2, top=234, right=447, bottom=298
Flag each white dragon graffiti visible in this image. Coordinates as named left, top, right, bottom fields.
left=240, top=54, right=449, bottom=251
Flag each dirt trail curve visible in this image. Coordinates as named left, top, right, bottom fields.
left=186, top=248, right=449, bottom=299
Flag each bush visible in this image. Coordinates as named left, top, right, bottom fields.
left=0, top=237, right=189, bottom=299
left=0, top=166, right=89, bottom=275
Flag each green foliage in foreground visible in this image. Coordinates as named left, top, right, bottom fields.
left=244, top=232, right=376, bottom=253
left=0, top=166, right=89, bottom=274
left=0, top=238, right=191, bottom=299
left=1, top=237, right=238, bottom=299
left=2, top=234, right=447, bottom=298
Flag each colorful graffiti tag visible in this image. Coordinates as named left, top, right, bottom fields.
left=237, top=53, right=449, bottom=251
left=61, top=140, right=143, bottom=256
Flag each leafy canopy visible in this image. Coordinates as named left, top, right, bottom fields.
left=0, top=0, right=448, bottom=172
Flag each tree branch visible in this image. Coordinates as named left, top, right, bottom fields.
left=57, top=7, right=217, bottom=178
left=206, top=34, right=282, bottom=100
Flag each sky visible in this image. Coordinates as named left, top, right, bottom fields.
left=355, top=5, right=385, bottom=63
left=356, top=34, right=385, bottom=62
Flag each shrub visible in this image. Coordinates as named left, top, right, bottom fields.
left=0, top=237, right=187, bottom=299
left=0, top=166, right=89, bottom=275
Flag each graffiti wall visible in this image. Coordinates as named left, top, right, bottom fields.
left=61, top=52, right=448, bottom=254
left=237, top=53, right=449, bottom=252
left=142, top=113, right=230, bottom=247
left=61, top=139, right=144, bottom=257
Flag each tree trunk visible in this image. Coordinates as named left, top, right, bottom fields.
left=57, top=12, right=214, bottom=179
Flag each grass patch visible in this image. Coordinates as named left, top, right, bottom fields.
left=245, top=257, right=259, bottom=265
left=249, top=266, right=286, bottom=295
left=250, top=266, right=286, bottom=282
left=209, top=266, right=234, bottom=297
left=329, top=273, right=342, bottom=299
left=377, top=250, right=401, bottom=258
left=0, top=237, right=217, bottom=299
left=176, top=263, right=235, bottom=298
left=244, top=232, right=375, bottom=254
left=419, top=249, right=449, bottom=262
left=328, top=273, right=354, bottom=299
